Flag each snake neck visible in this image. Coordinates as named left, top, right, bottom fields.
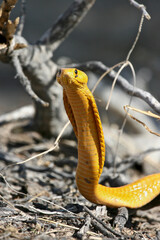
left=65, top=87, right=105, bottom=202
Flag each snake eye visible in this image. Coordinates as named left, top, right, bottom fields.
left=75, top=69, right=78, bottom=78
left=75, top=69, right=78, bottom=74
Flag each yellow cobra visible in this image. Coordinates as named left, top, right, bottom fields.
left=57, top=68, right=160, bottom=208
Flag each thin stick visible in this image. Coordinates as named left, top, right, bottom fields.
left=0, top=120, right=70, bottom=173
left=84, top=206, right=122, bottom=238
left=11, top=54, right=49, bottom=107
left=105, top=62, right=128, bottom=110
left=72, top=61, right=160, bottom=114
left=105, top=11, right=144, bottom=172
left=15, top=120, right=70, bottom=165
left=123, top=105, right=160, bottom=137
left=119, top=61, right=136, bottom=132
left=129, top=0, right=151, bottom=20
left=91, top=61, right=125, bottom=94
left=0, top=195, right=18, bottom=211
left=126, top=13, right=144, bottom=61
left=113, top=61, right=136, bottom=173
left=16, top=0, right=27, bottom=36
left=38, top=217, right=99, bottom=236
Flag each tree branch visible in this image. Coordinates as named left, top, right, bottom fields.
left=0, top=1, right=158, bottom=137
left=11, top=54, right=49, bottom=107
left=16, top=0, right=27, bottom=36
left=0, top=0, right=97, bottom=136
left=38, top=0, right=96, bottom=52
left=129, top=0, right=151, bottom=20
left=72, top=61, right=160, bottom=114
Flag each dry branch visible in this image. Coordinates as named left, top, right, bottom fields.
left=129, top=0, right=151, bottom=20
left=84, top=206, right=122, bottom=238
left=0, top=105, right=34, bottom=124
left=11, top=54, right=49, bottom=107
left=16, top=0, right=26, bottom=36
left=0, top=0, right=97, bottom=136
left=0, top=0, right=159, bottom=138
left=73, top=61, right=160, bottom=114
left=39, top=0, right=96, bottom=51
left=0, top=0, right=48, bottom=110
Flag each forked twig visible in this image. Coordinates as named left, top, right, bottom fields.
left=16, top=0, right=27, bottom=36
left=112, top=61, right=136, bottom=172
left=124, top=105, right=160, bottom=137
left=105, top=62, right=129, bottom=110
left=126, top=14, right=144, bottom=61
left=1, top=120, right=70, bottom=170
left=11, top=54, right=49, bottom=107
left=84, top=206, right=122, bottom=238
left=129, top=0, right=151, bottom=20
left=91, top=61, right=125, bottom=94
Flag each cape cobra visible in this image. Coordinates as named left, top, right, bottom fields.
left=57, top=68, right=160, bottom=208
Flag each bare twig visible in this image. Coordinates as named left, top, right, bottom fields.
left=108, top=61, right=136, bottom=173
left=113, top=207, right=129, bottom=229
left=0, top=195, right=18, bottom=211
left=27, top=205, right=78, bottom=218
left=129, top=0, right=151, bottom=20
left=91, top=220, right=114, bottom=238
left=124, top=105, right=160, bottom=137
left=83, top=206, right=122, bottom=238
left=105, top=62, right=129, bottom=110
left=1, top=120, right=70, bottom=170
left=95, top=12, right=144, bottom=172
left=91, top=61, right=125, bottom=94
left=38, top=217, right=99, bottom=236
left=15, top=120, right=70, bottom=165
left=0, top=105, right=34, bottom=124
left=16, top=0, right=27, bottom=36
left=11, top=54, right=49, bottom=107
left=126, top=13, right=144, bottom=61
left=76, top=215, right=91, bottom=238
left=73, top=61, right=160, bottom=114
left=38, top=0, right=96, bottom=51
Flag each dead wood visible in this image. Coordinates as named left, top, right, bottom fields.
left=0, top=0, right=160, bottom=137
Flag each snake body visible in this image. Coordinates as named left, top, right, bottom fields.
left=57, top=68, right=160, bottom=208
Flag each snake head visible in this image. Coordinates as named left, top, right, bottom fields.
left=56, top=68, right=88, bottom=88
